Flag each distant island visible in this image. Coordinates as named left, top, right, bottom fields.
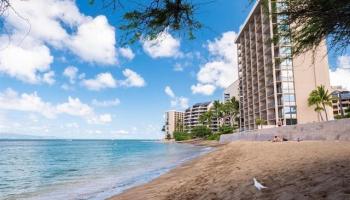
left=0, top=133, right=58, bottom=140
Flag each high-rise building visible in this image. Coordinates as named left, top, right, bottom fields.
left=164, top=110, right=184, bottom=138
left=223, top=80, right=240, bottom=127
left=223, top=80, right=240, bottom=103
left=236, top=0, right=333, bottom=131
left=184, top=102, right=219, bottom=133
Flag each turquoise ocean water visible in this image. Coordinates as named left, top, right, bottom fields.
left=0, top=140, right=211, bottom=200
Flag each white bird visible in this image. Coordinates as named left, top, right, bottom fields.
left=253, top=178, right=267, bottom=190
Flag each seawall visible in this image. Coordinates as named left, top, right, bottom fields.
left=220, top=119, right=350, bottom=143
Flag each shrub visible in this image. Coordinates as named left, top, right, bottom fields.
left=173, top=131, right=191, bottom=141
left=206, top=133, right=221, bottom=141
left=219, top=125, right=234, bottom=134
left=191, top=126, right=212, bottom=138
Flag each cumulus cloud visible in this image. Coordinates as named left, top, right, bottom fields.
left=81, top=69, right=145, bottom=90
left=63, top=66, right=79, bottom=84
left=0, top=88, right=112, bottom=124
left=119, top=47, right=135, bottom=60
left=191, top=84, right=216, bottom=96
left=92, top=98, right=120, bottom=107
left=0, top=88, right=56, bottom=118
left=120, top=69, right=146, bottom=87
left=165, top=86, right=175, bottom=98
left=0, top=0, right=117, bottom=84
left=0, top=36, right=54, bottom=84
left=68, top=16, right=117, bottom=65
left=165, top=86, right=189, bottom=109
left=142, top=30, right=182, bottom=59
left=42, top=71, right=55, bottom=85
left=330, top=55, right=350, bottom=90
left=82, top=73, right=117, bottom=91
left=191, top=31, right=238, bottom=95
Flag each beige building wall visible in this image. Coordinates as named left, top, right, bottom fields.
left=223, top=80, right=239, bottom=102
left=165, top=111, right=184, bottom=138
left=293, top=41, right=334, bottom=123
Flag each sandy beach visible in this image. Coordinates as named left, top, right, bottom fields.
left=109, top=141, right=350, bottom=200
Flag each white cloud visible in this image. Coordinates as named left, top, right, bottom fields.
left=92, top=99, right=120, bottom=107
left=191, top=83, right=216, bottom=96
left=165, top=86, right=175, bottom=98
left=42, top=71, right=55, bottom=85
left=88, top=114, right=112, bottom=124
left=191, top=31, right=238, bottom=95
left=56, top=97, right=93, bottom=116
left=119, top=47, right=135, bottom=60
left=120, top=69, right=146, bottom=87
left=0, top=88, right=112, bottom=124
left=68, top=16, right=117, bottom=65
left=173, top=62, right=191, bottom=72
left=0, top=36, right=54, bottom=84
left=0, top=88, right=56, bottom=118
left=330, top=55, right=350, bottom=90
left=142, top=30, right=182, bottom=58
left=338, top=55, right=350, bottom=69
left=0, top=0, right=117, bottom=85
left=63, top=66, right=79, bottom=84
left=81, top=69, right=145, bottom=90
left=82, top=73, right=117, bottom=91
left=164, top=86, right=189, bottom=109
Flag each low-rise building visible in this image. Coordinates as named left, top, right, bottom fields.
left=164, top=110, right=184, bottom=138
left=184, top=102, right=219, bottom=133
left=331, top=87, right=350, bottom=118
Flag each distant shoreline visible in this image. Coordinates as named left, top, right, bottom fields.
left=109, top=141, right=350, bottom=200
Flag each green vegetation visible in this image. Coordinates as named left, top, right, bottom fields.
left=199, top=110, right=214, bottom=126
left=308, top=85, right=333, bottom=121
left=206, top=133, right=221, bottom=141
left=255, top=118, right=267, bottom=129
left=173, top=131, right=191, bottom=141
left=191, top=125, right=212, bottom=138
left=335, top=107, right=350, bottom=119
left=218, top=125, right=235, bottom=134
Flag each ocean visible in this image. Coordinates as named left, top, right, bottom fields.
left=0, top=140, right=211, bottom=200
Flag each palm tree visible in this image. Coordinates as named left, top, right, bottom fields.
left=212, top=100, right=224, bottom=126
left=308, top=85, right=333, bottom=121
left=199, top=110, right=213, bottom=127
left=314, top=105, right=324, bottom=121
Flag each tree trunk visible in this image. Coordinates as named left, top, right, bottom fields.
left=322, top=103, right=328, bottom=121
left=318, top=111, right=324, bottom=121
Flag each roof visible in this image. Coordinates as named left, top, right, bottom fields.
left=332, top=91, right=350, bottom=100
left=192, top=102, right=212, bottom=107
left=235, top=0, right=261, bottom=43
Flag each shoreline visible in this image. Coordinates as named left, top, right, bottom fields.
left=109, top=141, right=350, bottom=200
left=175, top=138, right=225, bottom=147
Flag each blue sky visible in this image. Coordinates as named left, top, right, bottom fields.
left=0, top=0, right=349, bottom=139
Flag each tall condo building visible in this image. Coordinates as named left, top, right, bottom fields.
left=223, top=80, right=240, bottom=103
left=184, top=102, right=219, bottom=133
left=236, top=0, right=333, bottom=131
left=164, top=111, right=184, bottom=138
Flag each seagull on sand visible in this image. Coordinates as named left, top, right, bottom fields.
left=253, top=178, right=267, bottom=190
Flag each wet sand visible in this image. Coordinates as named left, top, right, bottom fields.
left=109, top=141, right=350, bottom=200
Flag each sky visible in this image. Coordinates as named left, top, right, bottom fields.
left=0, top=0, right=349, bottom=139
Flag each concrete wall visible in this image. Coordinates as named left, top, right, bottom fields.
left=220, top=119, right=350, bottom=143
left=293, top=40, right=334, bottom=124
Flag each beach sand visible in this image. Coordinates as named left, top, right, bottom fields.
left=109, top=141, right=350, bottom=200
